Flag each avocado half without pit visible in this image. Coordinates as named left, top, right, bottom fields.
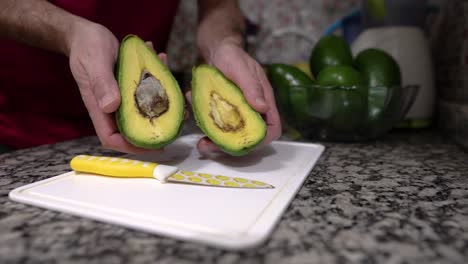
left=115, top=35, right=185, bottom=149
left=191, top=65, right=267, bottom=156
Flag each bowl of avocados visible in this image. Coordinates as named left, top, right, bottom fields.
left=267, top=35, right=419, bottom=142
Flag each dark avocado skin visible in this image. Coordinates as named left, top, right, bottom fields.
left=309, top=35, right=354, bottom=77
left=311, top=86, right=368, bottom=133
left=354, top=48, right=402, bottom=123
left=354, top=48, right=401, bottom=88
left=316, top=65, right=365, bottom=87
left=266, top=64, right=315, bottom=125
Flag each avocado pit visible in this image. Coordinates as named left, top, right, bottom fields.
left=209, top=92, right=244, bottom=132
left=134, top=70, right=169, bottom=119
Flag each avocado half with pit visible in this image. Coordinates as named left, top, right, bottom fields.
left=192, top=65, right=267, bottom=156
left=115, top=35, right=184, bottom=149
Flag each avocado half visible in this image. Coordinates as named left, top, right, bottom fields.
left=192, top=65, right=267, bottom=156
left=115, top=35, right=184, bottom=149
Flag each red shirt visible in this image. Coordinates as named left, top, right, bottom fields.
left=0, top=0, right=180, bottom=149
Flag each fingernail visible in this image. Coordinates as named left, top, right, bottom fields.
left=99, top=94, right=115, bottom=110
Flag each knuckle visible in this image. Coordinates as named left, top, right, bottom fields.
left=91, top=74, right=107, bottom=90
left=79, top=86, right=94, bottom=98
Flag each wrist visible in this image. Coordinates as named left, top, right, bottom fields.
left=0, top=0, right=90, bottom=56
left=64, top=18, right=96, bottom=56
left=198, top=33, right=244, bottom=64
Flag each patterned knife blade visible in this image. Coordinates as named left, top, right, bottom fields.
left=166, top=170, right=274, bottom=188
left=70, top=155, right=274, bottom=189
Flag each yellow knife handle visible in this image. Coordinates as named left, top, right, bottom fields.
left=70, top=155, right=157, bottom=178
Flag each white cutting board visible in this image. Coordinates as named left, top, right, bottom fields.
left=9, top=134, right=324, bottom=250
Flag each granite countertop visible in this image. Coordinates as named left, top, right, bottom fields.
left=0, top=129, right=467, bottom=264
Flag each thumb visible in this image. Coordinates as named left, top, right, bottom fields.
left=90, top=67, right=121, bottom=113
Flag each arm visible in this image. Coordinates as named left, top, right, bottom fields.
left=196, top=0, right=282, bottom=154
left=197, top=0, right=245, bottom=61
left=0, top=0, right=81, bottom=55
left=0, top=0, right=149, bottom=153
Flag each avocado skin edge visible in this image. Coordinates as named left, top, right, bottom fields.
left=115, top=34, right=185, bottom=149
left=191, top=64, right=267, bottom=156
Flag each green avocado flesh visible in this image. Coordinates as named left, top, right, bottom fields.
left=115, top=35, right=184, bottom=149
left=191, top=65, right=267, bottom=156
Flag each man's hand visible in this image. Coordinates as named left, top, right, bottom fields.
left=195, top=0, right=282, bottom=155
left=195, top=42, right=282, bottom=154
left=68, top=22, right=156, bottom=153
left=0, top=0, right=159, bottom=153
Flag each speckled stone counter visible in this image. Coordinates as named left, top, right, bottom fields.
left=1, top=129, right=467, bottom=264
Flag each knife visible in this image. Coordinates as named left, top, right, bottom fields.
left=69, top=155, right=274, bottom=189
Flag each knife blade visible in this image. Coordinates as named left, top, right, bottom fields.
left=69, top=155, right=274, bottom=189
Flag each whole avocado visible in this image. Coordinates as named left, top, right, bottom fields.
left=309, top=35, right=354, bottom=77
left=266, top=63, right=315, bottom=118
